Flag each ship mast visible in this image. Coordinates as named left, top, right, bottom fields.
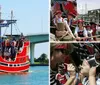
left=0, top=6, right=1, bottom=38
left=11, top=10, right=13, bottom=37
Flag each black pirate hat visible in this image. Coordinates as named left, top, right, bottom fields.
left=90, top=22, right=96, bottom=25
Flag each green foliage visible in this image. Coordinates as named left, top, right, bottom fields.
left=34, top=53, right=49, bottom=64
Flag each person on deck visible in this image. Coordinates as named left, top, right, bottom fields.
left=66, top=11, right=77, bottom=34
left=90, top=22, right=97, bottom=41
left=86, top=25, right=93, bottom=41
left=16, top=33, right=25, bottom=52
left=74, top=19, right=88, bottom=41
left=10, top=37, right=17, bottom=61
left=53, top=10, right=75, bottom=41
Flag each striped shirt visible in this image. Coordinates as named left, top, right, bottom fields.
left=50, top=69, right=61, bottom=85
left=82, top=77, right=100, bottom=85
left=50, top=63, right=69, bottom=85
left=50, top=69, right=69, bottom=85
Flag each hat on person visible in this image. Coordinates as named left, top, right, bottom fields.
left=68, top=9, right=77, bottom=18
left=55, top=10, right=62, bottom=15
left=78, top=19, right=84, bottom=24
left=90, top=22, right=96, bottom=25
left=68, top=12, right=76, bottom=17
left=51, top=43, right=67, bottom=50
left=50, top=43, right=74, bottom=55
left=55, top=43, right=68, bottom=49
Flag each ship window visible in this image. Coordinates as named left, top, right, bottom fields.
left=18, top=64, right=20, bottom=66
left=9, top=64, right=12, bottom=66
left=14, top=64, right=16, bottom=66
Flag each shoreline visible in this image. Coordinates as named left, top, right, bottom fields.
left=30, top=64, right=49, bottom=66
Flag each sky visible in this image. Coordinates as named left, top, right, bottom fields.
left=0, top=0, right=49, bottom=58
left=77, top=0, right=100, bottom=14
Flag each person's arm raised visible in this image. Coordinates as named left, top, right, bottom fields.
left=89, top=67, right=96, bottom=85
left=64, top=64, right=76, bottom=85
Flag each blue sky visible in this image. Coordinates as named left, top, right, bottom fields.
left=0, top=0, right=49, bottom=58
left=77, top=0, right=100, bottom=14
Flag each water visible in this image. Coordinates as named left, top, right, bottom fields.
left=0, top=66, right=49, bottom=85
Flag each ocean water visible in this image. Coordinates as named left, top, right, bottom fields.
left=0, top=66, right=49, bottom=85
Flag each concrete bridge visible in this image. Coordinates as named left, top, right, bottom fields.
left=25, top=33, right=49, bottom=64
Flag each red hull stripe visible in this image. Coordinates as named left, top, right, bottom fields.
left=0, top=61, right=30, bottom=67
left=0, top=64, right=30, bottom=72
left=0, top=68, right=29, bottom=73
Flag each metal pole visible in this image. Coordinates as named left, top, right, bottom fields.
left=98, top=10, right=99, bottom=24
left=11, top=10, right=13, bottom=36
left=0, top=6, right=1, bottom=38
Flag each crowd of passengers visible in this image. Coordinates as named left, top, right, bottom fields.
left=50, top=0, right=100, bottom=41
left=0, top=34, right=26, bottom=61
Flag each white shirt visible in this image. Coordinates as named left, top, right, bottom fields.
left=74, top=27, right=88, bottom=37
left=53, top=17, right=64, bottom=25
left=96, top=26, right=100, bottom=32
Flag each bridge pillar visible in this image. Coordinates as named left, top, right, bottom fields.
left=30, top=43, right=35, bottom=64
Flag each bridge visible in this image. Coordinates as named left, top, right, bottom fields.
left=25, top=33, right=49, bottom=65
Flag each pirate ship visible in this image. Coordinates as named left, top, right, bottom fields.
left=0, top=10, right=30, bottom=73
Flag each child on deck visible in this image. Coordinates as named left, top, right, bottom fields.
left=74, top=20, right=88, bottom=41
left=86, top=25, right=93, bottom=41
